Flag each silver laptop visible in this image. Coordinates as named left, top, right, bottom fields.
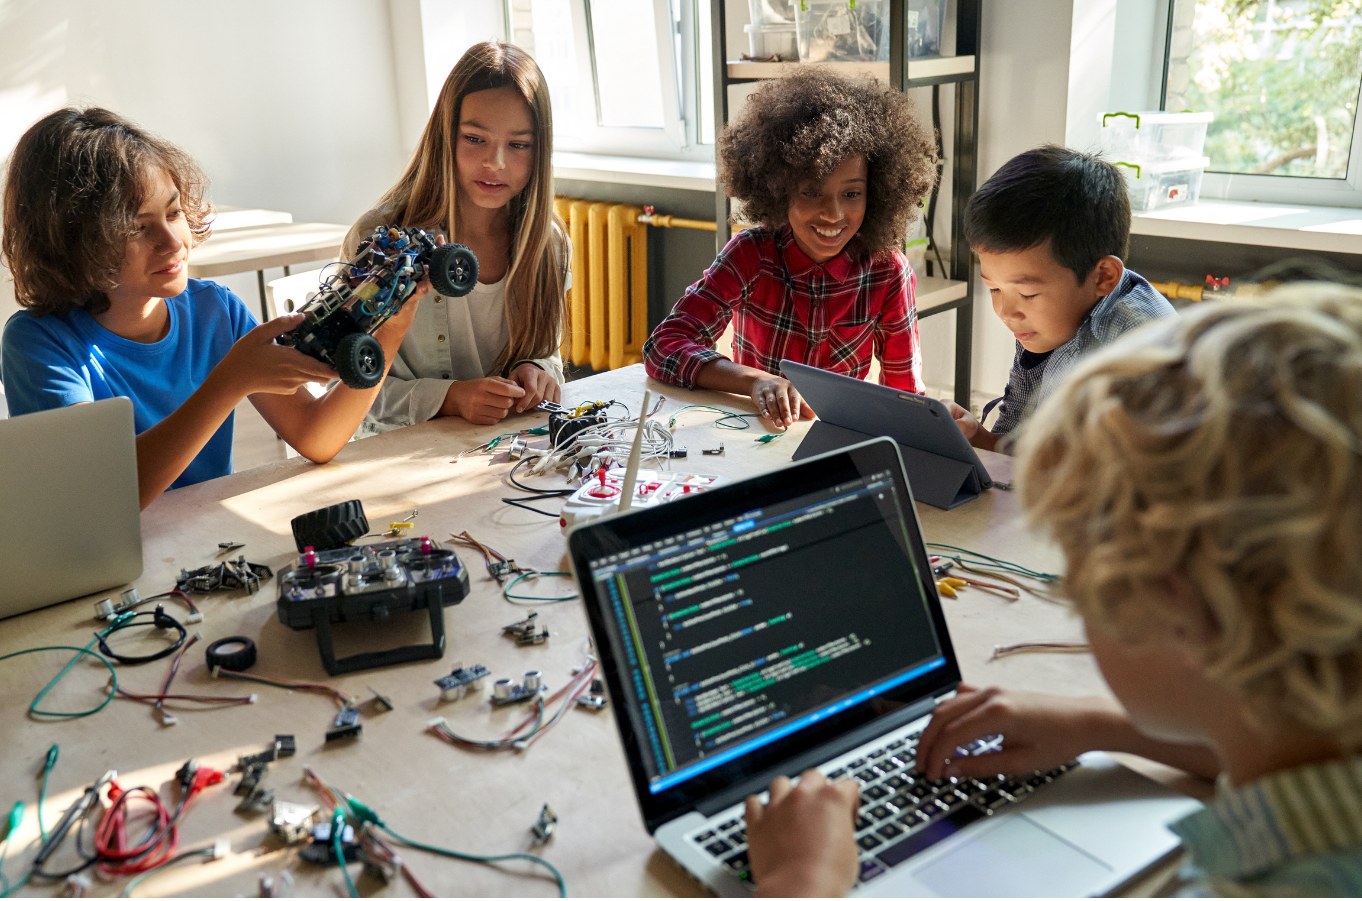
left=0, top=397, right=142, bottom=616
left=567, top=437, right=1200, bottom=897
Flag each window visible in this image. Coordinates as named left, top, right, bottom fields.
left=511, top=0, right=715, bottom=160
left=1166, top=0, right=1362, bottom=204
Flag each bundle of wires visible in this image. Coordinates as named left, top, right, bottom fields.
left=304, top=768, right=566, bottom=898
left=114, top=589, right=201, bottom=621
left=94, top=763, right=222, bottom=879
left=448, top=531, right=580, bottom=603
left=525, top=415, right=674, bottom=478
left=926, top=544, right=1060, bottom=600
left=209, top=668, right=355, bottom=709
left=114, top=633, right=255, bottom=721
left=118, top=844, right=218, bottom=898
left=428, top=657, right=598, bottom=752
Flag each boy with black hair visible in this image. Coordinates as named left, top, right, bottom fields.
left=948, top=145, right=1174, bottom=451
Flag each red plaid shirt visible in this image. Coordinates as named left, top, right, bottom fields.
left=643, top=226, right=923, bottom=392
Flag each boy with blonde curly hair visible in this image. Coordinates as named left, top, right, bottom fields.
left=742, top=284, right=1362, bottom=896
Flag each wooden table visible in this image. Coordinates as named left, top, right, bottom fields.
left=0, top=365, right=1194, bottom=898
left=188, top=221, right=349, bottom=321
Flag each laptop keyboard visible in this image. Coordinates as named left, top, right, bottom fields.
left=690, top=728, right=1078, bottom=887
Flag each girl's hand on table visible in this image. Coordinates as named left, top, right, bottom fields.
left=746, top=769, right=860, bottom=897
left=509, top=362, right=561, bottom=412
left=441, top=376, right=525, bottom=425
left=750, top=374, right=815, bottom=429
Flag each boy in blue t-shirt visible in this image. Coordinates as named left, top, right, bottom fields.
left=0, top=107, right=428, bottom=508
left=947, top=145, right=1174, bottom=451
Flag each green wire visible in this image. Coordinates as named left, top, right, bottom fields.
left=379, top=824, right=567, bottom=898
left=37, top=744, right=57, bottom=843
left=333, top=807, right=358, bottom=898
left=667, top=404, right=763, bottom=431
left=313, top=778, right=567, bottom=896
left=119, top=847, right=214, bottom=898
left=503, top=571, right=579, bottom=604
left=925, top=544, right=1060, bottom=582
left=0, top=802, right=23, bottom=898
left=0, top=642, right=118, bottom=719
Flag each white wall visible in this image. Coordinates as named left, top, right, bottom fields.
left=0, top=0, right=504, bottom=328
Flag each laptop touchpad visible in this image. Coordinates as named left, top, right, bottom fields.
left=912, top=816, right=1112, bottom=897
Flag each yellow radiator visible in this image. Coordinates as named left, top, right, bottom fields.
left=554, top=198, right=648, bottom=371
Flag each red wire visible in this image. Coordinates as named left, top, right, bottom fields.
left=95, top=784, right=177, bottom=876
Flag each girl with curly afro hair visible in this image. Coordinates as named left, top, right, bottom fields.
left=643, top=69, right=938, bottom=425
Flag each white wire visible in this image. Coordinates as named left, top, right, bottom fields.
left=528, top=416, right=674, bottom=477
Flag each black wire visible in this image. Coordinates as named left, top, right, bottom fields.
left=501, top=498, right=561, bottom=517
left=925, top=84, right=948, bottom=279
left=30, top=796, right=99, bottom=881
left=508, top=458, right=574, bottom=498
left=94, top=609, right=187, bottom=665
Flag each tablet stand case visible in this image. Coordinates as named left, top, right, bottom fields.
left=792, top=422, right=984, bottom=510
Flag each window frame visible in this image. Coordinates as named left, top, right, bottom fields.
left=519, top=0, right=715, bottom=162
left=1162, top=0, right=1362, bottom=208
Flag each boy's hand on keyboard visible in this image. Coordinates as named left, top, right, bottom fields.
left=746, top=770, right=859, bottom=897
left=916, top=685, right=1105, bottom=781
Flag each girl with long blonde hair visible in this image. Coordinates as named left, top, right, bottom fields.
left=344, top=41, right=568, bottom=429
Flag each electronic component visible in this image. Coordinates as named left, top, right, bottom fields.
left=325, top=706, right=362, bottom=742
left=703, top=445, right=725, bottom=455
left=275, top=535, right=470, bottom=676
left=278, top=226, right=477, bottom=389
left=548, top=401, right=611, bottom=448
left=217, top=541, right=246, bottom=554
left=178, top=556, right=273, bottom=594
left=270, top=802, right=319, bottom=844
left=92, top=587, right=145, bottom=621
left=239, top=747, right=277, bottom=770
left=275, top=735, right=296, bottom=758
left=668, top=448, right=688, bottom=458
left=487, top=559, right=519, bottom=579
left=237, top=761, right=268, bottom=797
left=577, top=677, right=609, bottom=711
left=368, top=687, right=394, bottom=712
left=530, top=804, right=558, bottom=845
left=235, top=786, right=275, bottom=815
left=205, top=636, right=257, bottom=672
left=175, top=758, right=200, bottom=787
left=558, top=467, right=726, bottom=530
left=434, top=663, right=491, bottom=701
left=300, top=822, right=360, bottom=864
left=502, top=612, right=549, bottom=646
left=489, top=671, right=546, bottom=707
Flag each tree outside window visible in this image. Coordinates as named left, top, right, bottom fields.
left=1168, top=0, right=1362, bottom=179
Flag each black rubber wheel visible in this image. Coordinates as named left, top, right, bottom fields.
left=205, top=636, right=257, bottom=672
left=335, top=332, right=384, bottom=389
left=428, top=243, right=479, bottom=297
left=291, top=499, right=369, bottom=552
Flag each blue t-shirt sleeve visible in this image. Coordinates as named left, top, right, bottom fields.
left=1, top=312, right=95, bottom=416
left=220, top=285, right=259, bottom=341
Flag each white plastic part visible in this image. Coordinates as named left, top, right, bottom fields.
left=212, top=838, right=230, bottom=859
left=249, top=694, right=259, bottom=703
left=426, top=716, right=448, bottom=728
left=186, top=613, right=204, bottom=624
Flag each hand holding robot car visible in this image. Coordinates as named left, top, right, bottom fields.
left=278, top=226, right=479, bottom=389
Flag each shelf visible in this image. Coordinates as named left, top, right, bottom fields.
left=726, top=55, right=974, bottom=83
left=916, top=276, right=968, bottom=314
left=552, top=151, right=716, bottom=192
left=1131, top=199, right=1362, bottom=255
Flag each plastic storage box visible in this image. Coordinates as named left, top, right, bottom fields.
left=906, top=0, right=945, bottom=58
left=1098, top=111, right=1214, bottom=163
left=744, top=22, right=798, bottom=59
left=1116, top=156, right=1209, bottom=212
left=749, top=0, right=796, bottom=26
left=794, top=0, right=890, bottom=63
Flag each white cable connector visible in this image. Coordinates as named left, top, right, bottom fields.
left=212, top=838, right=230, bottom=860
left=186, top=612, right=204, bottom=624
left=426, top=716, right=448, bottom=728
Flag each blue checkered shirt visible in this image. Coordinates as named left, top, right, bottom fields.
left=991, top=269, right=1174, bottom=437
